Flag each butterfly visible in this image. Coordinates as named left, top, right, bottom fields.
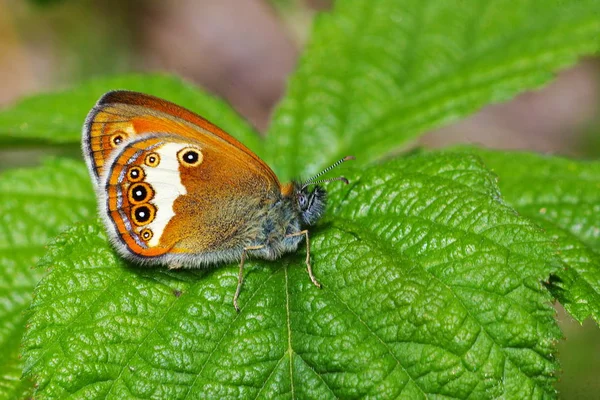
left=82, top=90, right=353, bottom=311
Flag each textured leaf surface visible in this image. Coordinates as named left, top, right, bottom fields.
left=472, top=149, right=600, bottom=325
left=0, top=159, right=95, bottom=399
left=23, top=153, right=561, bottom=399
left=0, top=74, right=262, bottom=153
left=265, top=0, right=600, bottom=180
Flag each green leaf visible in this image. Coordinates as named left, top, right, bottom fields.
left=469, top=148, right=600, bottom=325
left=0, top=158, right=96, bottom=399
left=265, top=0, right=600, bottom=180
left=0, top=346, right=34, bottom=400
left=0, top=74, right=262, bottom=154
left=23, top=153, right=561, bottom=399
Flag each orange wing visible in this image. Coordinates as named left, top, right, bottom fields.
left=82, top=90, right=277, bottom=185
left=102, top=133, right=279, bottom=261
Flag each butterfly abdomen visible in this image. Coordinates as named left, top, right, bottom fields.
left=244, top=196, right=302, bottom=260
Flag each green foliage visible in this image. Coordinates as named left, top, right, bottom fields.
left=0, top=159, right=95, bottom=399
left=0, top=74, right=260, bottom=152
left=467, top=149, right=600, bottom=325
left=265, top=0, right=600, bottom=180
left=0, top=0, right=599, bottom=398
left=22, top=154, right=560, bottom=399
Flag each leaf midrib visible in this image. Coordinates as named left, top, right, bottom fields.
left=284, top=266, right=295, bottom=400
left=181, top=265, right=283, bottom=400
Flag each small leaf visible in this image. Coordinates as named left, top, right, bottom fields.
left=0, top=158, right=95, bottom=398
left=265, top=0, right=600, bottom=180
left=470, top=148, right=600, bottom=325
left=0, top=74, right=262, bottom=154
left=23, top=153, right=560, bottom=399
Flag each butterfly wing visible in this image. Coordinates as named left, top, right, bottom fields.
left=82, top=90, right=276, bottom=185
left=101, top=133, right=280, bottom=264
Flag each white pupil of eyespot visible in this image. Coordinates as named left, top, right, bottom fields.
left=139, top=211, right=145, bottom=217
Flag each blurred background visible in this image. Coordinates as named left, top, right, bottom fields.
left=1, top=0, right=599, bottom=397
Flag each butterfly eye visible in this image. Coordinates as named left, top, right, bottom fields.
left=127, top=166, right=145, bottom=182
left=128, top=182, right=154, bottom=204
left=140, top=228, right=153, bottom=242
left=131, top=204, right=156, bottom=226
left=110, top=132, right=126, bottom=148
left=177, top=147, right=203, bottom=167
left=145, top=153, right=160, bottom=167
left=298, top=193, right=308, bottom=209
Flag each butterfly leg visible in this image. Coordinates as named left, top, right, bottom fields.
left=234, top=245, right=265, bottom=312
left=286, top=230, right=322, bottom=289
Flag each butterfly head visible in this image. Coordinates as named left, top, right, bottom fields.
left=294, top=155, right=355, bottom=226
left=296, top=184, right=327, bottom=226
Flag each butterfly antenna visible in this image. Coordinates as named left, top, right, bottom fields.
left=302, top=156, right=355, bottom=190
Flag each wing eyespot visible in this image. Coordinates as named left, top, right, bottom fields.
left=131, top=204, right=156, bottom=226
left=177, top=147, right=203, bottom=167
left=145, top=153, right=160, bottom=167
left=128, top=182, right=154, bottom=204
left=127, top=166, right=145, bottom=182
left=140, top=228, right=153, bottom=241
left=110, top=131, right=127, bottom=148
